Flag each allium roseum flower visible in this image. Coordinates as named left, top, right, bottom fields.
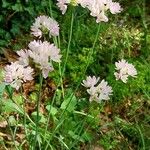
left=4, top=62, right=33, bottom=90
left=82, top=76, right=113, bottom=102
left=82, top=76, right=99, bottom=88
left=17, top=49, right=29, bottom=66
left=108, top=1, right=122, bottom=14
left=57, top=0, right=122, bottom=23
left=114, top=59, right=137, bottom=83
left=79, top=0, right=122, bottom=23
left=31, top=15, right=59, bottom=38
left=56, top=0, right=79, bottom=14
left=57, top=0, right=70, bottom=14
left=96, top=79, right=113, bottom=100
left=28, top=40, right=61, bottom=78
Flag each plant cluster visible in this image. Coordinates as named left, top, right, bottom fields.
left=0, top=0, right=149, bottom=150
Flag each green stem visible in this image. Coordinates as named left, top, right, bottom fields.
left=49, top=0, right=65, bottom=98
left=141, top=0, right=147, bottom=44
left=67, top=24, right=101, bottom=148
left=84, top=23, right=101, bottom=73
left=5, top=117, right=19, bottom=150
left=46, top=23, right=101, bottom=148
left=53, top=37, right=64, bottom=98
left=45, top=119, right=65, bottom=150
left=33, top=73, right=43, bottom=149
left=62, top=8, right=74, bottom=76
left=43, top=89, right=57, bottom=144
left=137, top=2, right=148, bottom=55
left=123, top=28, right=131, bottom=57
left=70, top=103, right=104, bottom=149
left=136, top=124, right=145, bottom=150
left=69, top=104, right=91, bottom=149
left=43, top=3, right=65, bottom=144
left=20, top=87, right=29, bottom=145
left=48, top=0, right=53, bottom=17
left=60, top=24, right=101, bottom=118
left=44, top=9, right=75, bottom=148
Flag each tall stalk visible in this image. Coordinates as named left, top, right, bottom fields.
left=48, top=0, right=64, bottom=98
left=21, top=87, right=29, bottom=147
left=137, top=0, right=148, bottom=56
left=62, top=8, right=75, bottom=76
left=44, top=8, right=75, bottom=149
left=46, top=23, right=101, bottom=149
left=84, top=23, right=101, bottom=73
left=33, top=73, right=43, bottom=149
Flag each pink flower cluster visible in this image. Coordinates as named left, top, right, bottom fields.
left=28, top=40, right=61, bottom=78
left=82, top=76, right=113, bottom=102
left=31, top=15, right=59, bottom=38
left=57, top=0, right=70, bottom=14
left=4, top=62, right=33, bottom=90
left=114, top=59, right=137, bottom=83
left=56, top=0, right=122, bottom=23
left=4, top=16, right=61, bottom=90
left=82, top=59, right=137, bottom=102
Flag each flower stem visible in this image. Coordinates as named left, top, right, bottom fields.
left=33, top=73, right=43, bottom=149
left=84, top=23, right=101, bottom=73
left=20, top=87, right=29, bottom=146
left=5, top=117, right=19, bottom=150
left=46, top=23, right=101, bottom=144
left=62, top=8, right=75, bottom=76
left=48, top=0, right=65, bottom=99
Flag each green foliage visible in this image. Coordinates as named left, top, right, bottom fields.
left=0, top=83, right=5, bottom=98
left=60, top=94, right=77, bottom=112
left=0, top=0, right=57, bottom=49
left=1, top=99, right=23, bottom=114
left=46, top=105, right=58, bottom=116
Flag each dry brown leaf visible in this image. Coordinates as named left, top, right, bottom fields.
left=93, top=146, right=104, bottom=150
left=0, top=121, right=7, bottom=128
left=3, top=48, right=19, bottom=63
left=23, top=80, right=35, bottom=96
left=16, top=133, right=25, bottom=140
left=0, top=132, right=7, bottom=137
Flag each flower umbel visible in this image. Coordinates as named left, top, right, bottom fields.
left=57, top=0, right=122, bottom=23
left=56, top=0, right=70, bottom=14
left=28, top=40, right=61, bottom=78
left=31, top=15, right=59, bottom=38
left=79, top=0, right=122, bottom=23
left=17, top=49, right=29, bottom=67
left=4, top=62, right=33, bottom=90
left=114, top=59, right=137, bottom=83
left=82, top=76, right=99, bottom=88
left=82, top=76, right=113, bottom=102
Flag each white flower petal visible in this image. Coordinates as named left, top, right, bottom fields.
left=114, top=59, right=137, bottom=83
left=4, top=62, right=33, bottom=90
